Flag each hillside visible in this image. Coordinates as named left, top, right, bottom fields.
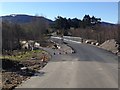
left=100, top=21, right=116, bottom=26
left=1, top=14, right=116, bottom=27
left=1, top=14, right=53, bottom=25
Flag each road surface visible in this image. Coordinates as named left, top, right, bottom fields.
left=17, top=37, right=118, bottom=88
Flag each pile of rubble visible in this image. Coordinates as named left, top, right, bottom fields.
left=58, top=43, right=75, bottom=54
left=20, top=40, right=40, bottom=50
left=51, top=42, right=74, bottom=55
left=99, top=39, right=119, bottom=55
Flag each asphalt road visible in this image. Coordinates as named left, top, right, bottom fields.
left=16, top=37, right=118, bottom=88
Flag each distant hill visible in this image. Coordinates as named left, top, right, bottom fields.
left=1, top=14, right=116, bottom=27
left=100, top=22, right=116, bottom=26
left=1, top=14, right=53, bottom=25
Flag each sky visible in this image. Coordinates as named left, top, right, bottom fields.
left=0, top=2, right=118, bottom=24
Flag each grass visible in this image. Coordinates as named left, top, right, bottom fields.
left=1, top=50, right=43, bottom=61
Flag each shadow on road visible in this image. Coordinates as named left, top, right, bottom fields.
left=34, top=71, right=46, bottom=77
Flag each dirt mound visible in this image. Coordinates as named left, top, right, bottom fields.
left=99, top=39, right=119, bottom=54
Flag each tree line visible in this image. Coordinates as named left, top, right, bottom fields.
left=51, top=15, right=119, bottom=45
left=2, top=14, right=120, bottom=53
left=52, top=15, right=101, bottom=30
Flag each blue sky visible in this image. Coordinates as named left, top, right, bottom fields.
left=1, top=2, right=118, bottom=24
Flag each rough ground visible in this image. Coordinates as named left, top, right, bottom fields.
left=2, top=50, right=50, bottom=90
